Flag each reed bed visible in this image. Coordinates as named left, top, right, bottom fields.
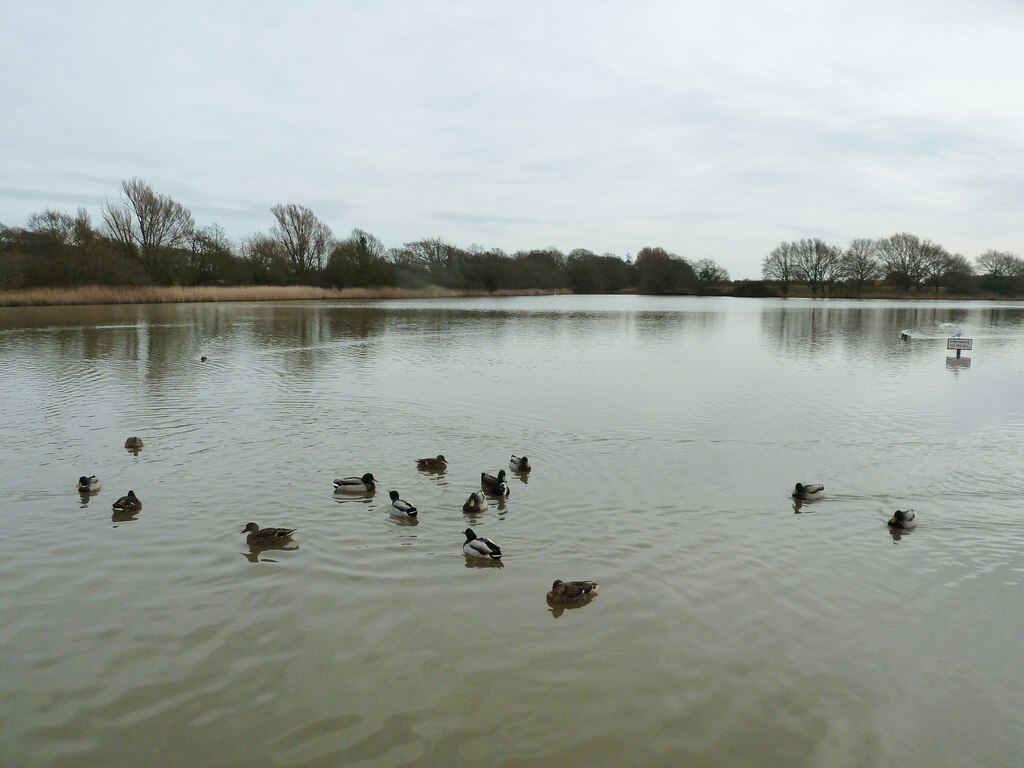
left=0, top=285, right=571, bottom=307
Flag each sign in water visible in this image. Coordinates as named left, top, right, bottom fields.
left=947, top=338, right=973, bottom=350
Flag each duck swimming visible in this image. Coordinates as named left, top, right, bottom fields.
left=793, top=482, right=825, bottom=501
left=111, top=490, right=142, bottom=512
left=547, top=579, right=599, bottom=604
left=463, top=528, right=502, bottom=559
left=124, top=436, right=144, bottom=450
left=389, top=490, right=418, bottom=518
left=416, top=455, right=447, bottom=470
left=887, top=509, right=917, bottom=529
left=333, top=473, right=376, bottom=493
left=77, top=475, right=101, bottom=493
left=463, top=491, right=488, bottom=514
left=481, top=470, right=510, bottom=497
left=509, top=455, right=531, bottom=472
left=241, top=522, right=295, bottom=545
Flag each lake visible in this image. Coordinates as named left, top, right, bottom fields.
left=1, top=295, right=1022, bottom=767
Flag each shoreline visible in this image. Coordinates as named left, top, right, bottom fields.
left=0, top=284, right=1021, bottom=308
left=0, top=285, right=572, bottom=308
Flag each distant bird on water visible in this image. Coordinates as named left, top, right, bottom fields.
left=111, top=490, right=142, bottom=512
left=463, top=491, right=488, bottom=514
left=124, top=436, right=143, bottom=450
left=389, top=490, right=418, bottom=518
left=463, top=528, right=502, bottom=559
left=241, top=522, right=295, bottom=545
left=887, top=509, right=917, bottom=529
left=333, top=473, right=376, bottom=493
left=509, top=455, right=531, bottom=473
left=416, top=455, right=447, bottom=471
left=481, top=469, right=510, bottom=497
left=547, top=579, right=599, bottom=604
left=792, top=482, right=825, bottom=501
left=77, top=475, right=101, bottom=493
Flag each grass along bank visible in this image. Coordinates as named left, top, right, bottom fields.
left=0, top=285, right=572, bottom=307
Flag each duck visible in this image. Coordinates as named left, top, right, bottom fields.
left=77, top=475, right=101, bottom=493
left=463, top=491, right=488, bottom=514
left=547, top=579, right=599, bottom=604
left=111, top=490, right=142, bottom=512
left=509, top=455, right=531, bottom=473
left=792, top=482, right=825, bottom=501
left=416, top=454, right=447, bottom=470
left=333, top=472, right=376, bottom=493
left=200, top=355, right=208, bottom=362
left=241, top=522, right=295, bottom=545
left=887, top=509, right=917, bottom=529
left=124, top=436, right=144, bottom=450
left=481, top=469, right=510, bottom=497
left=899, top=330, right=912, bottom=340
left=389, top=490, right=418, bottom=518
left=463, top=528, right=502, bottom=559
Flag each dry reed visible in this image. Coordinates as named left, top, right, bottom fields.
left=0, top=285, right=572, bottom=308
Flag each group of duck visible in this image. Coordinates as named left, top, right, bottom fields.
left=792, top=483, right=917, bottom=529
left=77, top=443, right=598, bottom=605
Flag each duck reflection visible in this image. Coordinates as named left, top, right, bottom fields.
left=111, top=507, right=141, bottom=525
left=463, top=556, right=504, bottom=569
left=241, top=541, right=299, bottom=563
left=547, top=598, right=597, bottom=619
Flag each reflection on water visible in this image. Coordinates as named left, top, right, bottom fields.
left=1, top=296, right=1023, bottom=768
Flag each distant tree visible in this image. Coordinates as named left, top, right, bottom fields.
left=761, top=242, right=797, bottom=295
left=975, top=250, right=1024, bottom=277
left=269, top=203, right=333, bottom=277
left=26, top=208, right=77, bottom=245
left=511, top=248, right=567, bottom=289
left=635, top=246, right=696, bottom=294
left=565, top=249, right=633, bottom=293
left=242, top=234, right=290, bottom=284
left=392, top=237, right=462, bottom=286
left=938, top=253, right=976, bottom=294
left=791, top=238, right=842, bottom=295
left=324, top=229, right=393, bottom=287
left=692, top=258, right=730, bottom=286
left=187, top=223, right=239, bottom=285
left=840, top=238, right=881, bottom=294
left=102, top=178, right=195, bottom=282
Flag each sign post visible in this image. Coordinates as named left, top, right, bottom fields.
left=947, top=337, right=973, bottom=359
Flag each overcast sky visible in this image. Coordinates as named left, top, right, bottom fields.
left=2, top=0, right=1022, bottom=278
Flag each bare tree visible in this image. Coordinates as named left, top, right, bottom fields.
left=269, top=203, right=333, bottom=276
left=761, top=242, right=797, bottom=295
left=27, top=209, right=76, bottom=245
left=975, top=249, right=1024, bottom=277
left=102, top=178, right=195, bottom=279
left=791, top=238, right=842, bottom=295
left=692, top=258, right=730, bottom=284
left=840, top=238, right=881, bottom=293
left=876, top=232, right=931, bottom=291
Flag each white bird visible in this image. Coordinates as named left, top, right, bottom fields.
left=792, top=482, right=825, bottom=501
left=389, top=490, right=418, bottom=518
left=463, top=491, right=488, bottom=514
left=77, top=475, right=101, bottom=493
left=333, top=472, right=376, bottom=493
left=463, top=528, right=502, bottom=559
left=888, top=509, right=917, bottom=529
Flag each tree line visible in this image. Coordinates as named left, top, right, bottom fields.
left=761, top=236, right=1024, bottom=297
left=0, top=178, right=731, bottom=295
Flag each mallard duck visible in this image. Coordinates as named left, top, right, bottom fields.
left=888, top=509, right=917, bottom=529
left=481, top=469, right=510, bottom=497
left=200, top=355, right=208, bottom=362
left=547, top=579, right=599, bottom=604
left=389, top=490, right=418, bottom=518
left=463, top=528, right=502, bottom=559
left=241, top=522, right=295, bottom=545
left=333, top=473, right=376, bottom=493
left=509, top=455, right=531, bottom=472
left=792, top=482, right=825, bottom=501
left=111, top=490, right=142, bottom=512
left=416, top=454, right=447, bottom=470
left=463, top=491, right=488, bottom=514
left=77, top=475, right=101, bottom=493
left=124, top=436, right=144, bottom=450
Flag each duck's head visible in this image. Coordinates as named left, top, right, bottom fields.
left=497, top=469, right=507, bottom=480
left=242, top=522, right=259, bottom=534
left=78, top=475, right=91, bottom=486
left=436, top=455, right=447, bottom=463
left=888, top=509, right=914, bottom=526
left=362, top=473, right=376, bottom=483
left=127, top=490, right=137, bottom=499
left=464, top=528, right=476, bottom=541
left=519, top=456, right=529, bottom=468
left=551, top=579, right=564, bottom=592
left=389, top=490, right=400, bottom=501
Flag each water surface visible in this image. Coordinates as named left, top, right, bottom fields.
left=1, top=296, right=1022, bottom=767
